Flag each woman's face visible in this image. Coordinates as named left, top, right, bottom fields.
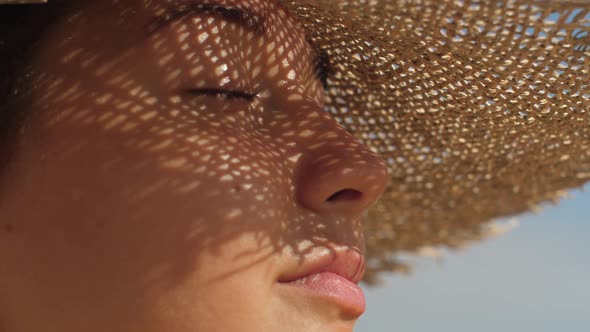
left=0, top=1, right=388, bottom=331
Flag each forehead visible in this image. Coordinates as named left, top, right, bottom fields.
left=144, top=0, right=280, bottom=14
left=37, top=0, right=324, bottom=101
left=74, top=0, right=286, bottom=22
left=61, top=0, right=302, bottom=47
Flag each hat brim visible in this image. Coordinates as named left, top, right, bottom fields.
left=282, top=0, right=590, bottom=280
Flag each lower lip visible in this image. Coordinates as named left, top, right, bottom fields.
left=280, top=272, right=366, bottom=315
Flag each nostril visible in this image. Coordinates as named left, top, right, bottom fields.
left=325, top=189, right=363, bottom=202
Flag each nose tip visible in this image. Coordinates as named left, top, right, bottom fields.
left=295, top=135, right=389, bottom=217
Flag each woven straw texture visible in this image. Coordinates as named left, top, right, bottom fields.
left=281, top=0, right=590, bottom=280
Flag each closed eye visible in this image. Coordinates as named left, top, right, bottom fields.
left=185, top=88, right=257, bottom=102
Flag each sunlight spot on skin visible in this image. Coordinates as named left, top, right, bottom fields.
left=323, top=159, right=340, bottom=167
left=61, top=48, right=83, bottom=64
left=177, top=181, right=202, bottom=193
left=197, top=138, right=210, bottom=146
left=55, top=84, right=80, bottom=102
left=129, top=86, right=142, bottom=96
left=190, top=65, right=204, bottom=76
left=190, top=165, right=206, bottom=174
left=287, top=69, right=296, bottom=80
left=219, top=164, right=230, bottom=170
left=165, top=69, right=182, bottom=83
left=145, top=97, right=158, bottom=105
left=162, top=157, right=188, bottom=169
left=219, top=77, right=231, bottom=85
left=159, top=127, right=175, bottom=135
left=341, top=168, right=353, bottom=175
left=135, top=181, right=167, bottom=200
left=104, top=114, right=128, bottom=130
left=287, top=93, right=303, bottom=101
left=120, top=122, right=139, bottom=132
left=225, top=209, right=243, bottom=220
left=266, top=41, right=276, bottom=53
left=140, top=111, right=158, bottom=121
left=288, top=153, right=303, bottom=164
left=255, top=195, right=265, bottom=201
left=308, top=142, right=327, bottom=150
left=320, top=132, right=339, bottom=139
left=95, top=93, right=113, bottom=105
left=158, top=53, right=174, bottom=66
left=80, top=54, right=99, bottom=68
left=215, top=64, right=228, bottom=75
left=178, top=31, right=190, bottom=43
left=152, top=37, right=166, bottom=49
left=149, top=139, right=174, bottom=151
left=95, top=63, right=115, bottom=77
left=198, top=31, right=209, bottom=43
left=268, top=65, right=279, bottom=78
left=299, top=129, right=315, bottom=138
left=105, top=74, right=124, bottom=86
left=97, top=111, right=114, bottom=123
left=130, top=105, right=144, bottom=113
left=220, top=174, right=234, bottom=182
left=252, top=66, right=262, bottom=77
left=298, top=119, right=311, bottom=127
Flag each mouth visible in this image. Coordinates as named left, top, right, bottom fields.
left=276, top=247, right=366, bottom=316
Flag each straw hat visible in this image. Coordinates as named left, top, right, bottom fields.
left=2, top=0, right=589, bottom=281
left=274, top=0, right=590, bottom=280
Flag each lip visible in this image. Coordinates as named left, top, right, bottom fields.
left=277, top=247, right=366, bottom=316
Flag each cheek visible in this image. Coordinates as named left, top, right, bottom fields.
left=1, top=98, right=299, bottom=329
left=8, top=93, right=298, bottom=275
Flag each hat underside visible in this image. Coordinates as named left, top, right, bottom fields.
left=281, top=0, right=590, bottom=281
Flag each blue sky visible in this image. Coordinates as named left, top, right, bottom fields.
left=357, top=184, right=590, bottom=332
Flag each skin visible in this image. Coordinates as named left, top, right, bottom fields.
left=0, top=1, right=389, bottom=331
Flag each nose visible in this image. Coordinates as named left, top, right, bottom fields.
left=291, top=106, right=390, bottom=218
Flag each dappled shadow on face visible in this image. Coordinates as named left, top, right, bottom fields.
left=2, top=0, right=388, bottom=319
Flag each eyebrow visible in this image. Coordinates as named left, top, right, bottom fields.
left=146, top=1, right=330, bottom=87
left=147, top=2, right=268, bottom=37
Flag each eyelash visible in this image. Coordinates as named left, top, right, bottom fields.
left=185, top=88, right=258, bottom=102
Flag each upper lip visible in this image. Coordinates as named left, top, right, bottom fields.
left=278, top=246, right=366, bottom=284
